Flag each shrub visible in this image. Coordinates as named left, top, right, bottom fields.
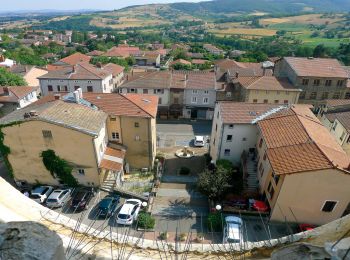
left=137, top=212, right=155, bottom=230
left=179, top=167, right=190, bottom=175
left=207, top=212, right=224, bottom=232
left=216, top=159, right=233, bottom=170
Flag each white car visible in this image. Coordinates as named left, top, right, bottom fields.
left=223, top=216, right=243, bottom=244
left=116, top=199, right=142, bottom=225
left=194, top=136, right=205, bottom=147
left=30, top=186, right=54, bottom=204
left=46, top=189, right=72, bottom=208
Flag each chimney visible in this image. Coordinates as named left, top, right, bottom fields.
left=72, top=65, right=76, bottom=73
left=77, top=88, right=83, bottom=99
left=96, top=62, right=102, bottom=68
left=54, top=94, right=60, bottom=100
left=3, top=87, right=9, bottom=96
left=235, top=72, right=239, bottom=78
left=73, top=90, right=80, bottom=103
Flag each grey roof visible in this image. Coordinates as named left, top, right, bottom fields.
left=0, top=100, right=107, bottom=136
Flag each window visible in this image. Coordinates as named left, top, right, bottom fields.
left=204, top=90, right=209, bottom=95
left=135, top=135, right=140, bottom=141
left=74, top=86, right=80, bottom=90
left=110, top=117, right=116, bottom=121
left=112, top=132, right=119, bottom=140
left=87, top=80, right=92, bottom=83
left=57, top=85, right=61, bottom=92
left=253, top=99, right=258, bottom=103
left=302, top=79, right=309, bottom=86
left=322, top=92, right=329, bottom=100
left=226, top=92, right=232, bottom=97
left=228, top=124, right=233, bottom=129
left=42, top=130, right=52, bottom=139
left=259, top=138, right=263, bottom=148
left=321, top=201, right=337, bottom=212
left=345, top=92, right=350, bottom=99
left=226, top=135, right=232, bottom=142
left=154, top=89, right=164, bottom=94
left=337, top=80, right=344, bottom=87
left=265, top=90, right=269, bottom=94
left=263, top=99, right=268, bottom=104
left=191, top=97, right=197, bottom=103
left=273, top=172, right=280, bottom=185
left=192, top=90, right=198, bottom=94
left=87, top=86, right=93, bottom=92
left=130, top=88, right=136, bottom=93
left=309, top=92, right=317, bottom=99
left=242, top=137, right=247, bottom=141
left=134, top=122, right=139, bottom=128
left=299, top=91, right=306, bottom=99
left=78, top=169, right=85, bottom=175
left=274, top=100, right=279, bottom=104
left=224, top=149, right=230, bottom=156
left=340, top=131, right=346, bottom=141
left=203, top=97, right=209, bottom=104
left=284, top=100, right=288, bottom=104
left=325, top=80, right=332, bottom=86
left=313, top=79, right=320, bottom=86
left=143, top=89, right=148, bottom=94
left=333, top=92, right=341, bottom=99
left=48, top=85, right=53, bottom=92
left=332, top=121, right=338, bottom=131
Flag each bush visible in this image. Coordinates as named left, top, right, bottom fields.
left=137, top=212, right=155, bottom=230
left=179, top=166, right=190, bottom=175
left=216, top=159, right=233, bottom=170
left=207, top=212, right=223, bottom=232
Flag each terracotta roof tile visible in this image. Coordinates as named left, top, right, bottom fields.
left=103, top=63, right=124, bottom=76
left=258, top=105, right=350, bottom=175
left=83, top=93, right=158, bottom=118
left=59, top=52, right=91, bottom=66
left=325, top=99, right=350, bottom=107
left=237, top=76, right=300, bottom=91
left=283, top=57, right=348, bottom=78
left=99, top=146, right=125, bottom=171
left=219, top=102, right=282, bottom=124
left=0, top=86, right=37, bottom=103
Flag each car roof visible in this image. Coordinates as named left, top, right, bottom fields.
left=119, top=204, right=135, bottom=215
left=225, top=216, right=243, bottom=224
left=195, top=136, right=204, bottom=141
left=32, top=186, right=50, bottom=193
left=48, top=190, right=64, bottom=199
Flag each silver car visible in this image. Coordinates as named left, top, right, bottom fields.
left=30, top=186, right=54, bottom=204
left=46, top=189, right=71, bottom=208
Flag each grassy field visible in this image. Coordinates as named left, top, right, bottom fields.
left=209, top=28, right=277, bottom=36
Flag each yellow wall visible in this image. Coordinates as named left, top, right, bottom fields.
left=247, top=89, right=300, bottom=105
left=3, top=120, right=101, bottom=186
left=270, top=169, right=350, bottom=225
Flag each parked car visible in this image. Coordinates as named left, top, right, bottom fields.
left=223, top=216, right=243, bottom=244
left=116, top=199, right=142, bottom=225
left=194, top=136, right=205, bottom=147
left=70, top=188, right=94, bottom=211
left=30, top=186, right=54, bottom=204
left=46, top=189, right=72, bottom=208
left=98, top=194, right=120, bottom=218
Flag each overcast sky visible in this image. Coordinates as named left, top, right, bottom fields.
left=2, top=0, right=204, bottom=11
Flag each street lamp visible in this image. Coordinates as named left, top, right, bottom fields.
left=215, top=204, right=222, bottom=211
left=142, top=201, right=148, bottom=208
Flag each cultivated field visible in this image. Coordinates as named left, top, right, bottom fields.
left=209, top=28, right=277, bottom=36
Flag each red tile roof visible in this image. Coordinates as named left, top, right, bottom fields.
left=258, top=105, right=350, bottom=175
left=83, top=92, right=158, bottom=118
left=218, top=102, right=282, bottom=124
left=99, top=146, right=125, bottom=171
left=283, top=57, right=348, bottom=78
left=237, top=76, right=300, bottom=91
left=59, top=52, right=91, bottom=66
left=103, top=63, right=124, bottom=76
left=0, top=86, right=37, bottom=103
left=325, top=99, right=350, bottom=108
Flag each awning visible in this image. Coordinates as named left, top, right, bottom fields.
left=99, top=147, right=125, bottom=171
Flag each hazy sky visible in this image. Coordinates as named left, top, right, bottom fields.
left=2, top=0, right=204, bottom=11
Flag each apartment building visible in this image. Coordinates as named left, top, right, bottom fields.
left=210, top=102, right=282, bottom=165
left=274, top=57, right=349, bottom=106
left=119, top=70, right=217, bottom=119
left=83, top=92, right=158, bottom=169
left=255, top=105, right=350, bottom=225
left=38, top=63, right=114, bottom=96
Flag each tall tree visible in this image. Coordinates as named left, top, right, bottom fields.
left=0, top=68, right=27, bottom=86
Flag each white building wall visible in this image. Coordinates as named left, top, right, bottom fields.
left=93, top=124, right=108, bottom=164
left=18, top=91, right=38, bottom=108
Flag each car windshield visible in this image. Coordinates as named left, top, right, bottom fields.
left=126, top=201, right=139, bottom=205
left=100, top=198, right=112, bottom=208
left=47, top=198, right=58, bottom=203
left=40, top=187, right=49, bottom=195
left=29, top=194, right=40, bottom=199
left=118, top=214, right=130, bottom=219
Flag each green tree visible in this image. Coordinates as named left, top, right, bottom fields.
left=197, top=166, right=231, bottom=201
left=313, top=44, right=328, bottom=58
left=0, top=68, right=27, bottom=86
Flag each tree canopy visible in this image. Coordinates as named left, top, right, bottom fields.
left=0, top=68, right=27, bottom=86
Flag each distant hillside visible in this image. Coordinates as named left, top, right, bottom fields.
left=171, top=0, right=350, bottom=15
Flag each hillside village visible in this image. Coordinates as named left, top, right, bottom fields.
left=1, top=2, right=350, bottom=259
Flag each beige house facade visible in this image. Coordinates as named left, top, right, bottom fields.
left=255, top=105, right=350, bottom=225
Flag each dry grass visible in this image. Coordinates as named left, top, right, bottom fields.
left=261, top=13, right=343, bottom=26
left=209, top=28, right=277, bottom=36
left=90, top=17, right=170, bottom=29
